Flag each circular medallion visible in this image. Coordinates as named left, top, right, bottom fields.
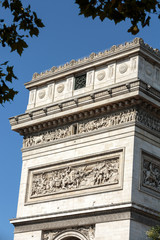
left=38, top=90, right=46, bottom=99
left=119, top=63, right=128, bottom=74
left=97, top=71, right=106, bottom=81
left=57, top=84, right=64, bottom=93
left=146, top=66, right=152, bottom=76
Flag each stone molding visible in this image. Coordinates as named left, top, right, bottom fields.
left=9, top=79, right=160, bottom=136
left=30, top=38, right=160, bottom=82
left=25, top=149, right=124, bottom=204
left=43, top=225, right=95, bottom=240
left=22, top=107, right=160, bottom=149
left=140, top=151, right=160, bottom=198
left=12, top=203, right=160, bottom=234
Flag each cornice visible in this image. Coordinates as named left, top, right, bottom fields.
left=25, top=38, right=160, bottom=89
left=10, top=202, right=160, bottom=227
left=9, top=80, right=160, bottom=136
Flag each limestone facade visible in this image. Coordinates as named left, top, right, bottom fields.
left=10, top=38, right=160, bottom=240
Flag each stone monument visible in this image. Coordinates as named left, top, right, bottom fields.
left=10, top=38, right=160, bottom=240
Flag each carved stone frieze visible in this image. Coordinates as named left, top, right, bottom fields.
left=31, top=158, right=119, bottom=197
left=23, top=108, right=160, bottom=148
left=26, top=150, right=124, bottom=203
left=141, top=152, right=160, bottom=197
left=136, top=110, right=160, bottom=131
left=23, top=125, right=72, bottom=148
left=78, top=108, right=137, bottom=134
left=43, top=225, right=95, bottom=240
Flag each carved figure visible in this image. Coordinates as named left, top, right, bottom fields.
left=23, top=108, right=160, bottom=148
left=35, top=135, right=44, bottom=144
left=30, top=159, right=119, bottom=197
left=143, top=160, right=160, bottom=191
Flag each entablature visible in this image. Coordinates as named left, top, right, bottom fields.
left=9, top=80, right=160, bottom=138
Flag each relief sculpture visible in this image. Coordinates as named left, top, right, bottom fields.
left=78, top=109, right=137, bottom=134
left=142, top=159, right=160, bottom=193
left=137, top=110, right=160, bottom=131
left=23, top=108, right=160, bottom=148
left=23, top=125, right=72, bottom=148
left=30, top=158, right=119, bottom=198
left=43, top=225, right=95, bottom=240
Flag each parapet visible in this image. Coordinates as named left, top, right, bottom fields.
left=9, top=38, right=160, bottom=135
left=25, top=38, right=160, bottom=110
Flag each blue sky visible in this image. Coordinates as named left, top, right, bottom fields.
left=0, top=1, right=160, bottom=239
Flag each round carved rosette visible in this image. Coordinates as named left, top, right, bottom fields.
left=57, top=84, right=64, bottom=93
left=97, top=71, right=106, bottom=81
left=145, top=66, right=152, bottom=76
left=119, top=63, right=128, bottom=74
left=38, top=90, right=46, bottom=99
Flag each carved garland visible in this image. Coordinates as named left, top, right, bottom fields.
left=43, top=225, right=95, bottom=240
left=23, top=108, right=160, bottom=148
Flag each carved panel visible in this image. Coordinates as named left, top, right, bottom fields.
left=43, top=225, right=95, bottom=240
left=48, top=84, right=54, bottom=99
left=145, top=65, right=152, bottom=76
left=141, top=151, right=160, bottom=198
left=67, top=77, right=73, bottom=91
left=108, top=64, right=115, bottom=78
left=87, top=71, right=94, bottom=85
left=131, top=57, right=137, bottom=72
left=26, top=150, right=124, bottom=203
left=29, top=90, right=36, bottom=104
left=23, top=125, right=72, bottom=148
left=78, top=108, right=137, bottom=134
left=156, top=69, right=160, bottom=81
left=23, top=108, right=160, bottom=149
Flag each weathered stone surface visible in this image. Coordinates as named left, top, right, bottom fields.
left=10, top=39, right=160, bottom=240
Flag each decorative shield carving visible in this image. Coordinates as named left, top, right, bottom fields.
left=57, top=84, right=64, bottom=93
left=38, top=90, right=46, bottom=99
left=119, top=63, right=128, bottom=74
left=97, top=71, right=106, bottom=81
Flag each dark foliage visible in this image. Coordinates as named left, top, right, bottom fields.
left=147, top=225, right=160, bottom=240
left=75, top=0, right=160, bottom=34
left=0, top=0, right=44, bottom=105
